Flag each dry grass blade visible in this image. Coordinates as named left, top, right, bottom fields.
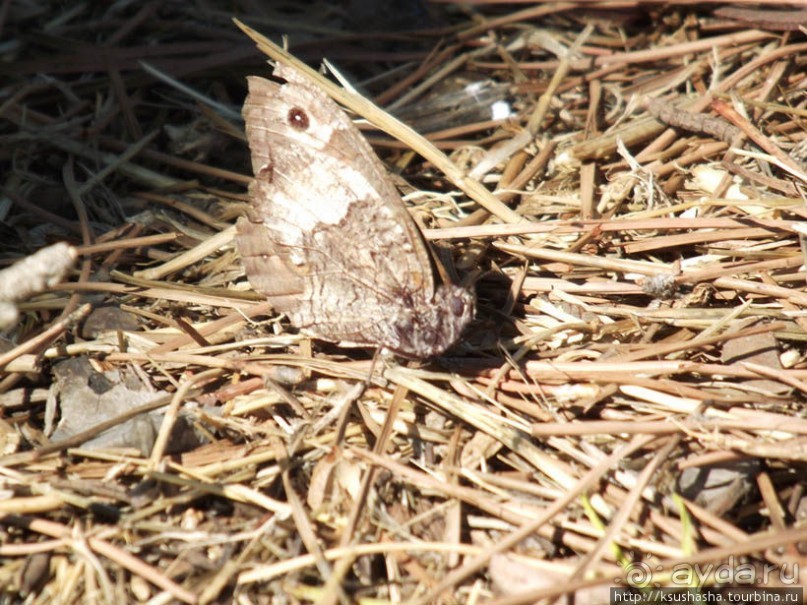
left=234, top=19, right=523, bottom=224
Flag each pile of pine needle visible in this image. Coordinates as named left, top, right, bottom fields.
left=2, top=1, right=806, bottom=602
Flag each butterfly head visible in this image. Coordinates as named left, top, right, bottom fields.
left=388, top=284, right=475, bottom=359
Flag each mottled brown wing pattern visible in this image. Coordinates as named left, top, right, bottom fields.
left=235, top=63, right=474, bottom=358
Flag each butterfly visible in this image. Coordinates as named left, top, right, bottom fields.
left=235, top=63, right=474, bottom=358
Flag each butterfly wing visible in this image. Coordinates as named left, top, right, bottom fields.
left=236, top=64, right=474, bottom=356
